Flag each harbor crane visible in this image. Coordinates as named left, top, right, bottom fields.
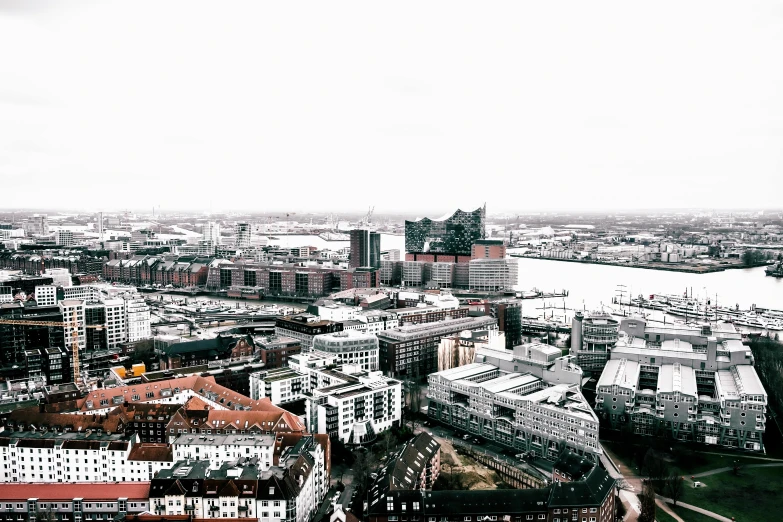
left=0, top=317, right=105, bottom=385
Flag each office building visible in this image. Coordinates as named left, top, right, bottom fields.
left=490, top=299, right=523, bottom=349
left=312, top=330, right=379, bottom=371
left=471, top=238, right=507, bottom=259
left=569, top=312, right=620, bottom=373
left=235, top=222, right=251, bottom=249
left=428, top=362, right=600, bottom=460
left=595, top=317, right=767, bottom=450
left=377, top=315, right=498, bottom=378
left=468, top=258, right=518, bottom=291
left=34, top=284, right=59, bottom=306
left=350, top=229, right=381, bottom=268
left=56, top=230, right=74, bottom=247
left=275, top=314, right=343, bottom=349
left=405, top=206, right=486, bottom=260
left=256, top=335, right=302, bottom=369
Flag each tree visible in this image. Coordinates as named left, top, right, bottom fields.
left=353, top=449, right=378, bottom=493
left=379, top=429, right=396, bottom=456
left=665, top=474, right=685, bottom=506
left=638, top=480, right=657, bottom=522
left=643, top=448, right=669, bottom=485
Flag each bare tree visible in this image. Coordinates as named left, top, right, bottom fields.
left=638, top=480, right=657, bottom=522
left=379, top=429, right=396, bottom=456
left=643, top=448, right=669, bottom=485
left=665, top=474, right=685, bottom=506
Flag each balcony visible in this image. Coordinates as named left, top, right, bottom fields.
left=656, top=404, right=665, bottom=411
left=595, top=396, right=604, bottom=404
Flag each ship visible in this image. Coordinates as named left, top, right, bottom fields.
left=766, top=261, right=783, bottom=278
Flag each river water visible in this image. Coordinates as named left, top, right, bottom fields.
left=157, top=234, right=783, bottom=323
left=269, top=234, right=783, bottom=311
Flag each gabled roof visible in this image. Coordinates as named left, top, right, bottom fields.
left=0, top=482, right=150, bottom=500
left=128, top=443, right=173, bottom=462
left=548, top=466, right=615, bottom=507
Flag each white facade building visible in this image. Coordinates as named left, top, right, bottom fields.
left=468, top=258, right=519, bottom=291
left=0, top=433, right=173, bottom=484
left=35, top=285, right=59, bottom=306
left=311, top=330, right=379, bottom=371
left=306, top=368, right=402, bottom=444
left=172, top=433, right=276, bottom=469
left=125, top=295, right=151, bottom=342
left=59, top=299, right=86, bottom=351
left=44, top=268, right=73, bottom=288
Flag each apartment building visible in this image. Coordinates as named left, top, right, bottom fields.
left=427, top=363, right=600, bottom=461
left=311, top=330, right=379, bottom=371
left=368, top=462, right=615, bottom=522
left=372, top=432, right=440, bottom=492
left=0, top=483, right=150, bottom=521
left=150, top=435, right=328, bottom=522
left=171, top=433, right=277, bottom=470
left=306, top=368, right=402, bottom=444
left=0, top=431, right=173, bottom=484
left=595, top=317, right=767, bottom=450
left=250, top=367, right=310, bottom=404
left=377, top=316, right=498, bottom=378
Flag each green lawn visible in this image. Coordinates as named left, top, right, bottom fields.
left=678, top=466, right=783, bottom=522
left=654, top=508, right=679, bottom=522
left=603, top=440, right=768, bottom=476
left=668, top=505, right=716, bottom=522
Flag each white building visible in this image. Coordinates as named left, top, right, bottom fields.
left=103, top=298, right=128, bottom=348
left=250, top=367, right=311, bottom=404
left=151, top=435, right=328, bottom=522
left=35, top=285, right=59, bottom=306
left=56, top=230, right=74, bottom=247
left=59, top=299, right=86, bottom=351
left=427, top=362, right=600, bottom=461
left=355, top=310, right=399, bottom=334
left=0, top=432, right=173, bottom=484
left=172, top=433, right=276, bottom=469
left=311, top=330, right=379, bottom=371
left=44, top=268, right=73, bottom=288
left=235, top=222, right=251, bottom=249
left=306, top=368, right=402, bottom=444
left=125, top=295, right=151, bottom=342
left=468, top=258, right=519, bottom=291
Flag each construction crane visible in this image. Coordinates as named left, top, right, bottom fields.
left=0, top=318, right=105, bottom=385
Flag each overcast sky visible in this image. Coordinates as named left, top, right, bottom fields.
left=1, top=1, right=782, bottom=214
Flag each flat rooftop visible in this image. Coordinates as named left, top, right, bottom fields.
left=172, top=433, right=276, bottom=447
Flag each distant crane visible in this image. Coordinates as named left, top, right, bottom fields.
left=358, top=206, right=374, bottom=228
left=0, top=317, right=105, bottom=385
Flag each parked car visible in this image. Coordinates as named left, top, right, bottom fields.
left=472, top=438, right=483, bottom=445
left=462, top=434, right=471, bottom=441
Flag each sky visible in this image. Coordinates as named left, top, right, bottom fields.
left=1, top=1, right=782, bottom=214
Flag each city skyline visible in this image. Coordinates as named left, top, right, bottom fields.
left=2, top=1, right=783, bottom=212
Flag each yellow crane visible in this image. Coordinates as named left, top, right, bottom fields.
left=0, top=318, right=105, bottom=385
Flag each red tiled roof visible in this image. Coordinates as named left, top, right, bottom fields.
left=0, top=482, right=150, bottom=500
left=128, top=443, right=173, bottom=462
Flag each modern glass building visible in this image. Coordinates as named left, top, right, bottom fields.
left=405, top=206, right=486, bottom=256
